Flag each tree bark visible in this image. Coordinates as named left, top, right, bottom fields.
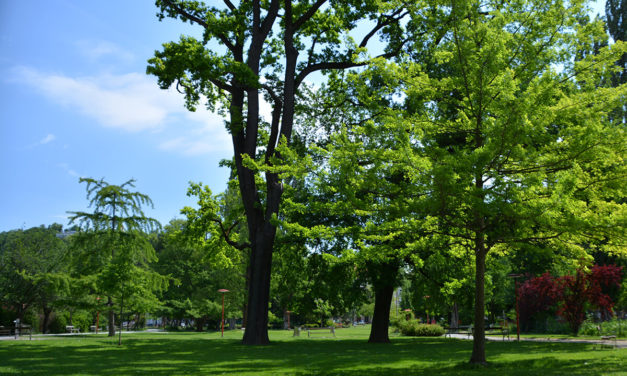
left=367, top=260, right=399, bottom=343
left=469, top=248, right=487, bottom=364
left=196, top=317, right=205, bottom=332
left=107, top=296, right=115, bottom=337
left=368, top=284, right=395, bottom=343
left=450, top=302, right=459, bottom=328
left=42, top=306, right=52, bottom=334
left=242, top=225, right=276, bottom=345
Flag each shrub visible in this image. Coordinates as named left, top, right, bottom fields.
left=48, top=313, right=68, bottom=334
left=49, top=310, right=93, bottom=333
left=579, top=318, right=627, bottom=337
left=267, top=311, right=283, bottom=329
left=389, top=317, right=403, bottom=332
left=398, top=320, right=444, bottom=337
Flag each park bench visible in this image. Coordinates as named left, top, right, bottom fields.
left=596, top=325, right=618, bottom=348
left=600, top=335, right=618, bottom=348
left=14, top=325, right=32, bottom=340
left=444, top=325, right=473, bottom=338
left=305, top=326, right=336, bottom=337
left=486, top=325, right=510, bottom=340
left=0, top=326, right=11, bottom=336
left=66, top=325, right=80, bottom=333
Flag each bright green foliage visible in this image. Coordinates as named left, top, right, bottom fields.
left=148, top=0, right=412, bottom=345
left=180, top=181, right=249, bottom=260
left=396, top=320, right=446, bottom=336
left=396, top=0, right=627, bottom=363
left=0, top=225, right=69, bottom=331
left=154, top=217, right=245, bottom=330
left=68, top=178, right=166, bottom=341
left=175, top=181, right=249, bottom=325
left=300, top=0, right=626, bottom=362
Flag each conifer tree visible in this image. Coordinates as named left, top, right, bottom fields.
left=68, top=178, right=164, bottom=341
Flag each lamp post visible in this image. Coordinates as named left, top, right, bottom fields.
left=508, top=274, right=523, bottom=341
left=218, top=289, right=229, bottom=337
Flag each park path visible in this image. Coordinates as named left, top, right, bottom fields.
left=3, top=331, right=626, bottom=348
left=447, top=333, right=627, bottom=349
left=0, top=328, right=162, bottom=341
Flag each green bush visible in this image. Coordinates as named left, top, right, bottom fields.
left=579, top=318, right=627, bottom=337
left=398, top=320, right=444, bottom=337
left=390, top=316, right=403, bottom=330
left=49, top=310, right=93, bottom=333
left=48, top=313, right=68, bottom=334
left=268, top=311, right=283, bottom=329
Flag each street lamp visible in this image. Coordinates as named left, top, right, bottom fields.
left=508, top=274, right=523, bottom=341
left=218, top=289, right=229, bottom=337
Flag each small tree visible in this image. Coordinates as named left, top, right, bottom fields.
left=68, top=178, right=164, bottom=341
left=518, top=273, right=562, bottom=331
left=518, top=265, right=623, bottom=335
left=557, top=265, right=623, bottom=334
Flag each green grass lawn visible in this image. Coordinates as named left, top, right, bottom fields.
left=0, top=326, right=625, bottom=375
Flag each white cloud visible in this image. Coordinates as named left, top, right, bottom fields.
left=39, top=134, right=56, bottom=144
left=25, top=133, right=56, bottom=149
left=159, top=111, right=232, bottom=156
left=75, top=40, right=134, bottom=63
left=17, top=67, right=172, bottom=132
left=14, top=65, right=232, bottom=155
left=57, top=163, right=81, bottom=178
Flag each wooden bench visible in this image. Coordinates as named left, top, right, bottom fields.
left=305, top=326, right=336, bottom=337
left=0, top=326, right=11, bottom=336
left=444, top=325, right=473, bottom=338
left=596, top=325, right=618, bottom=348
left=14, top=325, right=32, bottom=340
left=66, top=325, right=80, bottom=333
left=600, top=335, right=618, bottom=348
left=486, top=325, right=510, bottom=340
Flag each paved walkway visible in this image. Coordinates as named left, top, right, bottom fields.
left=0, top=329, right=163, bottom=341
left=446, top=333, right=627, bottom=348
left=3, top=330, right=626, bottom=348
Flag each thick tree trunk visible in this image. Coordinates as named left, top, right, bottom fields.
left=367, top=261, right=399, bottom=343
left=368, top=284, right=395, bottom=343
left=196, top=317, right=205, bottom=332
left=242, top=226, right=276, bottom=345
left=41, top=305, right=52, bottom=334
left=107, top=296, right=115, bottom=337
left=470, top=249, right=487, bottom=364
left=450, top=302, right=459, bottom=328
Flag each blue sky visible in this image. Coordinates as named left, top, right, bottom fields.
left=0, top=0, right=235, bottom=231
left=0, top=0, right=608, bottom=232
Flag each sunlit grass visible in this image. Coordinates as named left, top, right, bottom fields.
left=0, top=325, right=625, bottom=375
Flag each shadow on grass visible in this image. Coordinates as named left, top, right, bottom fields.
left=0, top=333, right=624, bottom=375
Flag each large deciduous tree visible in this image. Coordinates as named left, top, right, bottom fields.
left=68, top=178, right=163, bottom=340
left=148, top=0, right=409, bottom=345
left=399, top=0, right=626, bottom=364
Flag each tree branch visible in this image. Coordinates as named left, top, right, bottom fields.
left=223, top=0, right=236, bottom=11
left=211, top=218, right=251, bottom=250
left=161, top=0, right=237, bottom=53
left=293, top=0, right=327, bottom=30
